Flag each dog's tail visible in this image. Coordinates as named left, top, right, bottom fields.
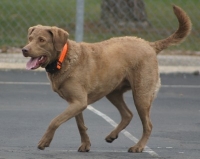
left=150, top=5, right=192, bottom=54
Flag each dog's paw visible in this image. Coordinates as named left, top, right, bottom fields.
left=78, top=141, right=91, bottom=152
left=128, top=145, right=144, bottom=153
left=105, top=134, right=118, bottom=143
left=38, top=134, right=53, bottom=150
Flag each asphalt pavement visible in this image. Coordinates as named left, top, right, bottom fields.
left=0, top=54, right=200, bottom=159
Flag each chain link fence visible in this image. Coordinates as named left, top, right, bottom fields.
left=0, top=0, right=199, bottom=53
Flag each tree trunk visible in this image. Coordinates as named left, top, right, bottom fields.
left=101, top=0, right=149, bottom=28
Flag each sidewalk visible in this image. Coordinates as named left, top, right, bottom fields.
left=158, top=55, right=200, bottom=73
left=0, top=53, right=200, bottom=73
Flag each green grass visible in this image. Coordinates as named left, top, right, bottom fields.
left=144, top=0, right=200, bottom=51
left=0, top=0, right=77, bottom=47
left=0, top=0, right=199, bottom=51
left=83, top=0, right=200, bottom=51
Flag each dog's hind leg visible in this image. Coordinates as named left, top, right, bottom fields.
left=127, top=60, right=160, bottom=153
left=75, top=113, right=91, bottom=152
left=105, top=90, right=133, bottom=143
left=128, top=91, right=154, bottom=153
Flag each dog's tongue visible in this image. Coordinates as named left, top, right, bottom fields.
left=26, top=57, right=40, bottom=70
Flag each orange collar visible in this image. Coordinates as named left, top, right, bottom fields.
left=56, top=43, right=68, bottom=70
left=45, top=43, right=68, bottom=73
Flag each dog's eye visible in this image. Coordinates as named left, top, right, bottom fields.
left=39, top=38, right=45, bottom=42
left=29, top=37, right=33, bottom=42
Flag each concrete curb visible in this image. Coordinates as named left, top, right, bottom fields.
left=159, top=66, right=200, bottom=74
left=0, top=54, right=200, bottom=73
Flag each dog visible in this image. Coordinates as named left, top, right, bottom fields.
left=22, top=5, right=191, bottom=153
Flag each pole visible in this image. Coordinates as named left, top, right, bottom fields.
left=75, top=0, right=84, bottom=42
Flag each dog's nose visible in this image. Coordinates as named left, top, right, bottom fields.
left=22, top=48, right=29, bottom=57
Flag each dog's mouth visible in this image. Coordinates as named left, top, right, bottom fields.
left=26, top=56, right=47, bottom=70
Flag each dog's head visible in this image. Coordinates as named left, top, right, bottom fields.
left=22, top=25, right=69, bottom=70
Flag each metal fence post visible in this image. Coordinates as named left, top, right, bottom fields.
left=75, top=0, right=84, bottom=42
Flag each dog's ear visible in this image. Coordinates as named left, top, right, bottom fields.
left=28, top=25, right=43, bottom=36
left=50, top=26, right=69, bottom=51
left=28, top=27, right=35, bottom=36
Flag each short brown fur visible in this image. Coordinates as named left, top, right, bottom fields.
left=22, top=5, right=191, bottom=153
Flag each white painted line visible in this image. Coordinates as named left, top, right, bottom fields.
left=0, top=81, right=200, bottom=89
left=162, top=85, right=200, bottom=88
left=87, top=105, right=159, bottom=157
left=59, top=149, right=131, bottom=153
left=0, top=81, right=50, bottom=85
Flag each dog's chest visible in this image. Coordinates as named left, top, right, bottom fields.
left=47, top=73, right=62, bottom=92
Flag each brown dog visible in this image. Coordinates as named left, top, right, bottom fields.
left=22, top=5, right=191, bottom=153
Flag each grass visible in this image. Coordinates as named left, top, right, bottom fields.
left=0, top=0, right=199, bottom=51
left=0, top=0, right=77, bottom=47
left=144, top=0, right=200, bottom=51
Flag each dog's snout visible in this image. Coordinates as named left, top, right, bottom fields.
left=22, top=48, right=29, bottom=57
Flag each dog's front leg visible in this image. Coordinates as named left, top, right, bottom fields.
left=75, top=113, right=91, bottom=152
left=38, top=100, right=87, bottom=150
